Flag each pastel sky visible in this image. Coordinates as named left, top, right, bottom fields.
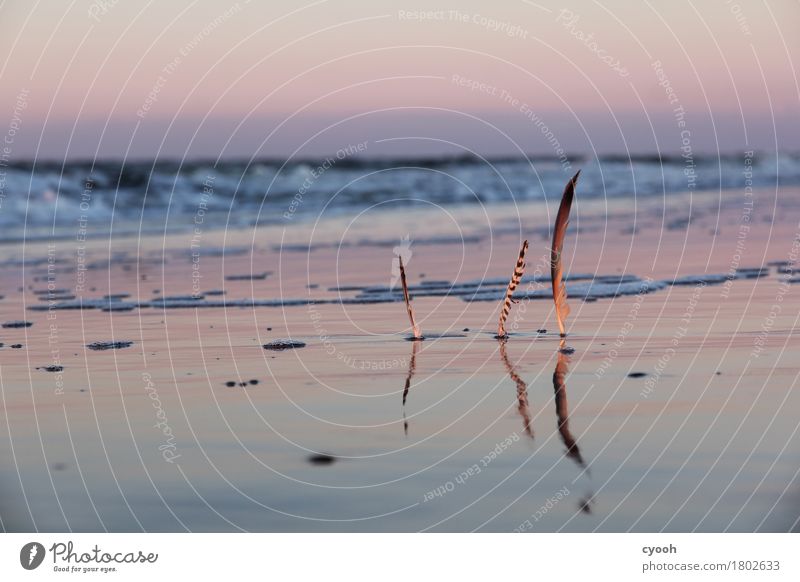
left=1, top=0, right=798, bottom=159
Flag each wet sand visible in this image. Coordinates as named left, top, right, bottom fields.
left=1, top=186, right=799, bottom=532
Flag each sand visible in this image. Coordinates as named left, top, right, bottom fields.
left=0, top=186, right=798, bottom=532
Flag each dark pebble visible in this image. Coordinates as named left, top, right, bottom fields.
left=86, top=341, right=134, bottom=351
left=559, top=346, right=576, bottom=355
left=2, top=320, right=33, bottom=328
left=308, top=454, right=336, bottom=466
left=11, top=344, right=23, bottom=349
left=627, top=372, right=648, bottom=378
left=462, top=328, right=470, bottom=332
left=249, top=379, right=259, bottom=385
left=537, top=329, right=547, bottom=333
left=38, top=365, right=64, bottom=372
left=263, top=339, right=306, bottom=350
left=225, top=381, right=236, bottom=387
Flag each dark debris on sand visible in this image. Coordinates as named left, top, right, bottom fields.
left=2, top=320, right=33, bottom=328
left=87, top=341, right=134, bottom=351
left=627, top=372, right=648, bottom=378
left=225, top=272, right=272, bottom=281
left=308, top=454, right=336, bottom=466
left=224, top=378, right=260, bottom=387
left=263, top=339, right=306, bottom=350
left=37, top=365, right=64, bottom=372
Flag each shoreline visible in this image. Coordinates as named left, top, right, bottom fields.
left=0, top=184, right=798, bottom=532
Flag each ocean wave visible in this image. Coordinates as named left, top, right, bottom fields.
left=0, top=152, right=797, bottom=237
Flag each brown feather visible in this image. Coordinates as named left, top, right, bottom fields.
left=399, top=256, right=421, bottom=339
left=551, top=171, right=580, bottom=337
left=496, top=240, right=528, bottom=338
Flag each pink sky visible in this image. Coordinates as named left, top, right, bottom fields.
left=1, top=0, right=798, bottom=159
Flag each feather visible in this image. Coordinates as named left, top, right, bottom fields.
left=398, top=255, right=422, bottom=339
left=496, top=239, right=529, bottom=338
left=551, top=171, right=580, bottom=337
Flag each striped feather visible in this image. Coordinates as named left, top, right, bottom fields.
left=496, top=239, right=529, bottom=338
left=551, top=171, right=580, bottom=337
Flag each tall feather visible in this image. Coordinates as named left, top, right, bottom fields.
left=496, top=240, right=528, bottom=338
left=551, top=171, right=580, bottom=337
left=399, top=255, right=422, bottom=339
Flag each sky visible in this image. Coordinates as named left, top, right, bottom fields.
left=0, top=0, right=798, bottom=160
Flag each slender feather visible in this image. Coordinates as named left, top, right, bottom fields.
left=496, top=239, right=528, bottom=338
left=398, top=255, right=421, bottom=339
left=551, top=171, right=580, bottom=337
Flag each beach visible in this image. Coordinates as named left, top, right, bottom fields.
left=0, top=183, right=798, bottom=532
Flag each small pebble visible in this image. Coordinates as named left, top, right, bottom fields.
left=263, top=339, right=306, bottom=350
left=2, top=320, right=33, bottom=328
left=37, top=365, right=64, bottom=372
left=225, top=381, right=236, bottom=387
left=86, top=341, right=134, bottom=351
left=537, top=329, right=547, bottom=333
left=308, top=454, right=336, bottom=466
left=627, top=372, right=647, bottom=378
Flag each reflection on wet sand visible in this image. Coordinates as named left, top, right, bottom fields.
left=402, top=339, right=420, bottom=436
left=499, top=339, right=534, bottom=439
left=553, top=340, right=595, bottom=515
left=553, top=340, right=584, bottom=467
